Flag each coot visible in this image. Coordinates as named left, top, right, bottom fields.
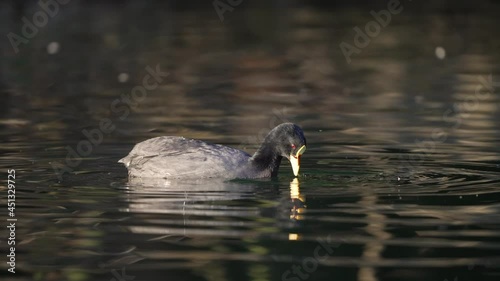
left=119, top=123, right=306, bottom=179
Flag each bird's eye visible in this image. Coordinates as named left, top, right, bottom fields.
left=291, top=144, right=296, bottom=149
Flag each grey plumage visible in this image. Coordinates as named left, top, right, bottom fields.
left=119, top=136, right=251, bottom=179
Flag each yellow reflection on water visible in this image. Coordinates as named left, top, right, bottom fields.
left=289, top=178, right=306, bottom=221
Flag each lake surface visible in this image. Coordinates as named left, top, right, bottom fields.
left=1, top=1, right=500, bottom=281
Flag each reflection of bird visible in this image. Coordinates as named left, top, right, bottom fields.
left=119, top=123, right=306, bottom=179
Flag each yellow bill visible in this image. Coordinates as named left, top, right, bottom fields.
left=290, top=145, right=306, bottom=176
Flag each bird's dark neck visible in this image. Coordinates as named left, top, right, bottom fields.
left=250, top=141, right=283, bottom=177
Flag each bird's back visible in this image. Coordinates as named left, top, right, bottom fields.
left=119, top=136, right=251, bottom=179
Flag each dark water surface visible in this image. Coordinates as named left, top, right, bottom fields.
left=1, top=1, right=500, bottom=281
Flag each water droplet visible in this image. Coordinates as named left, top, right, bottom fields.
left=47, top=42, right=60, bottom=55
left=435, top=46, right=446, bottom=60
left=118, top=73, right=129, bottom=83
